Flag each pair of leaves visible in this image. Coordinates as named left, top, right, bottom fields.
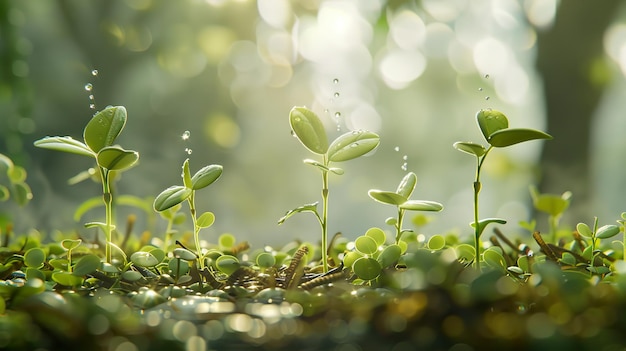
left=289, top=106, right=380, bottom=164
left=153, top=159, right=223, bottom=212
left=529, top=185, right=572, bottom=217
left=368, top=172, right=444, bottom=212
left=453, top=109, right=552, bottom=157
left=576, top=222, right=620, bottom=240
left=33, top=106, right=139, bottom=172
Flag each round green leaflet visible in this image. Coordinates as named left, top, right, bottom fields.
left=84, top=105, right=127, bottom=153
left=596, top=224, right=620, bottom=239
left=72, top=254, right=101, bottom=276
left=131, top=251, right=160, bottom=267
left=427, top=235, right=446, bottom=251
left=256, top=252, right=276, bottom=268
left=377, top=244, right=401, bottom=268
left=196, top=212, right=215, bottom=228
left=365, top=227, right=387, bottom=246
left=353, top=257, right=381, bottom=281
left=289, top=106, right=329, bottom=155
left=395, top=172, right=417, bottom=199
left=355, top=235, right=378, bottom=255
left=24, top=247, right=46, bottom=268
left=154, top=185, right=192, bottom=212
left=191, top=164, right=223, bottom=190
left=173, top=247, right=197, bottom=261
left=96, top=146, right=139, bottom=171
left=216, top=255, right=240, bottom=275
left=476, top=109, right=508, bottom=141
left=327, top=130, right=380, bottom=162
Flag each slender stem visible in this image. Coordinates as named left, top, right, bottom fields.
left=321, top=155, right=330, bottom=273
left=472, top=147, right=492, bottom=269
left=549, top=215, right=558, bottom=244
left=396, top=208, right=404, bottom=244
left=188, top=191, right=203, bottom=268
left=100, top=168, right=113, bottom=264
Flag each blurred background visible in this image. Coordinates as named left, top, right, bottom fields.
left=1, top=0, right=625, bottom=248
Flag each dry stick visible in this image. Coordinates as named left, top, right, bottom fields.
left=532, top=231, right=559, bottom=261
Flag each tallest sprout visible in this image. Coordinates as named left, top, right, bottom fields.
left=453, top=109, right=552, bottom=268
left=279, top=106, right=380, bottom=272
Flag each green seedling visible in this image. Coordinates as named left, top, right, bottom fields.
left=576, top=217, right=620, bottom=274
left=453, top=109, right=552, bottom=268
left=34, top=106, right=139, bottom=264
left=619, top=212, right=626, bottom=261
left=279, top=106, right=380, bottom=272
left=343, top=227, right=402, bottom=284
left=529, top=185, right=572, bottom=243
left=0, top=153, right=33, bottom=207
left=153, top=158, right=223, bottom=267
left=368, top=172, right=443, bottom=245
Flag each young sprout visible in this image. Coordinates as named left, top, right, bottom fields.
left=529, top=185, right=572, bottom=243
left=576, top=217, right=620, bottom=274
left=153, top=158, right=223, bottom=268
left=279, top=106, right=380, bottom=272
left=453, top=109, right=552, bottom=268
left=34, top=106, right=139, bottom=264
left=368, top=172, right=443, bottom=244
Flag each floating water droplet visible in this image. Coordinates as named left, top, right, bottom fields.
left=484, top=74, right=490, bottom=79
left=182, top=130, right=190, bottom=140
left=478, top=88, right=483, bottom=92
left=290, top=130, right=297, bottom=137
left=334, top=92, right=340, bottom=98
left=91, top=69, right=99, bottom=76
left=333, top=78, right=339, bottom=84
left=84, top=83, right=93, bottom=91
left=185, top=148, right=193, bottom=155
left=334, top=112, right=341, bottom=118
left=485, top=96, right=490, bottom=101
left=403, top=155, right=408, bottom=161
left=401, top=163, right=408, bottom=171
left=394, top=146, right=400, bottom=152
left=336, top=125, right=341, bottom=131
left=324, top=109, right=329, bottom=114
left=89, top=104, right=95, bottom=109
left=89, top=94, right=95, bottom=100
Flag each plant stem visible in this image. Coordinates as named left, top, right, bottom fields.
left=187, top=191, right=203, bottom=268
left=472, top=147, right=492, bottom=269
left=549, top=215, right=558, bottom=244
left=100, top=168, right=113, bottom=264
left=396, top=208, right=405, bottom=244
left=321, top=157, right=329, bottom=273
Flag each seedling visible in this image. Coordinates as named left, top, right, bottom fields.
left=0, top=153, right=33, bottom=207
left=453, top=109, right=552, bottom=268
left=368, top=172, right=443, bottom=244
left=576, top=217, right=620, bottom=274
left=279, top=106, right=380, bottom=272
left=34, top=106, right=139, bottom=264
left=153, top=158, right=223, bottom=267
left=529, top=185, right=572, bottom=243
left=619, top=212, right=626, bottom=261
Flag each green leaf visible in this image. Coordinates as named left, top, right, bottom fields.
left=377, top=244, right=401, bottom=268
left=256, top=252, right=276, bottom=268
left=0, top=185, right=8, bottom=201
left=353, top=257, right=381, bottom=281
left=84, top=105, right=127, bottom=153
left=12, top=182, right=32, bottom=206
left=131, top=251, right=159, bottom=267
left=529, top=186, right=571, bottom=217
left=153, top=185, right=192, bottom=212
left=7, top=165, right=27, bottom=183
left=182, top=158, right=192, bottom=189
left=52, top=272, right=83, bottom=287
left=278, top=202, right=319, bottom=224
left=329, top=167, right=344, bottom=175
left=342, top=251, right=363, bottom=269
left=219, top=233, right=236, bottom=248
left=470, top=218, right=507, bottom=237
left=215, top=255, right=240, bottom=275
left=395, top=172, right=417, bottom=199
left=196, top=212, right=215, bottom=228
left=355, top=235, right=378, bottom=255
left=400, top=200, right=444, bottom=212
left=24, top=248, right=46, bottom=268
left=487, top=128, right=552, bottom=147
left=33, top=136, right=95, bottom=157
left=173, top=247, right=197, bottom=260
left=368, top=190, right=407, bottom=206
left=191, top=164, right=223, bottom=190
left=72, top=254, right=101, bottom=276
left=596, top=224, right=621, bottom=239
left=476, top=109, right=508, bottom=141
left=453, top=142, right=486, bottom=157
left=365, top=227, right=387, bottom=246
left=576, top=222, right=592, bottom=238
left=427, top=235, right=446, bottom=250
left=327, top=130, right=380, bottom=162
left=73, top=196, right=104, bottom=221
left=289, top=106, right=329, bottom=155
left=61, top=239, right=82, bottom=251
left=483, top=247, right=507, bottom=271
left=85, top=221, right=115, bottom=232
left=97, top=146, right=139, bottom=171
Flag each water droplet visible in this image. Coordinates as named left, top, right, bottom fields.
left=403, top=155, right=408, bottom=161
left=185, top=148, right=193, bottom=155
left=333, top=78, right=339, bottom=84
left=484, top=74, right=490, bottom=79
left=89, top=94, right=95, bottom=100
left=485, top=96, right=490, bottom=101
left=89, top=104, right=96, bottom=109
left=91, top=69, right=99, bottom=76
left=84, top=83, right=93, bottom=91
left=478, top=88, right=483, bottom=92
left=394, top=146, right=400, bottom=152
left=336, top=125, right=341, bottom=131
left=334, top=92, right=340, bottom=98
left=182, top=130, right=190, bottom=140
left=401, top=163, right=408, bottom=171
left=324, top=109, right=329, bottom=114
left=350, top=143, right=359, bottom=148
left=291, top=130, right=297, bottom=137
left=334, top=112, right=341, bottom=118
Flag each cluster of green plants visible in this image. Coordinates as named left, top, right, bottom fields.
left=2, top=105, right=626, bottom=350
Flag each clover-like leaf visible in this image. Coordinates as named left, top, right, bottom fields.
left=52, top=272, right=83, bottom=287
left=400, top=200, right=443, bottom=212
left=453, top=142, right=486, bottom=157
left=352, top=257, right=381, bottom=281
left=196, top=212, right=215, bottom=228
left=154, top=185, right=192, bottom=212
left=427, top=235, right=446, bottom=251
left=596, top=224, right=620, bottom=239
left=72, top=254, right=101, bottom=276
left=368, top=190, right=407, bottom=206
left=84, top=106, right=127, bottom=153
left=278, top=202, right=319, bottom=224
left=33, top=136, right=95, bottom=157
left=377, top=244, right=401, bottom=268
left=476, top=109, right=508, bottom=141
left=191, top=164, right=223, bottom=190
left=487, top=128, right=552, bottom=148
left=131, top=251, right=159, bottom=267
left=395, top=172, right=417, bottom=199
left=173, top=247, right=197, bottom=260
left=61, top=239, right=82, bottom=251
left=289, top=106, right=329, bottom=155
left=576, top=222, right=592, bottom=238
left=327, top=130, right=380, bottom=162
left=215, top=255, right=240, bottom=275
left=355, top=235, right=378, bottom=255
left=97, top=146, right=139, bottom=171
left=470, top=218, right=507, bottom=237
left=24, top=248, right=46, bottom=268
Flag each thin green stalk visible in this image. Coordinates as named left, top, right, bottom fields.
left=321, top=156, right=329, bottom=273
left=472, top=147, right=491, bottom=269
left=100, top=168, right=113, bottom=264
left=549, top=215, right=558, bottom=244
left=187, top=191, right=203, bottom=268
left=396, top=208, right=405, bottom=244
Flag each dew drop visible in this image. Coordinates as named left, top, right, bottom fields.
left=334, top=92, right=340, bottom=98
left=333, top=78, right=339, bottom=84
left=185, top=148, right=193, bottom=155
left=336, top=125, right=341, bottom=132
left=350, top=143, right=359, bottom=148
left=324, top=109, right=329, bottom=114
left=91, top=69, right=99, bottom=76
left=478, top=88, right=483, bottom=92
left=401, top=163, right=408, bottom=171
left=84, top=83, right=93, bottom=91
left=334, top=112, right=341, bottom=118
left=89, top=104, right=96, bottom=109
left=89, top=94, right=95, bottom=100
left=403, top=155, right=408, bottom=161
left=182, top=130, right=190, bottom=140
left=485, top=96, right=490, bottom=101
left=484, top=74, right=490, bottom=79
left=290, top=130, right=297, bottom=137
left=394, top=146, right=400, bottom=152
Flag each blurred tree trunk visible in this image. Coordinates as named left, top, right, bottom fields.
left=535, top=0, right=621, bottom=223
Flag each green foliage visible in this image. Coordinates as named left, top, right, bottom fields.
left=281, top=106, right=380, bottom=273
left=0, top=153, right=33, bottom=208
